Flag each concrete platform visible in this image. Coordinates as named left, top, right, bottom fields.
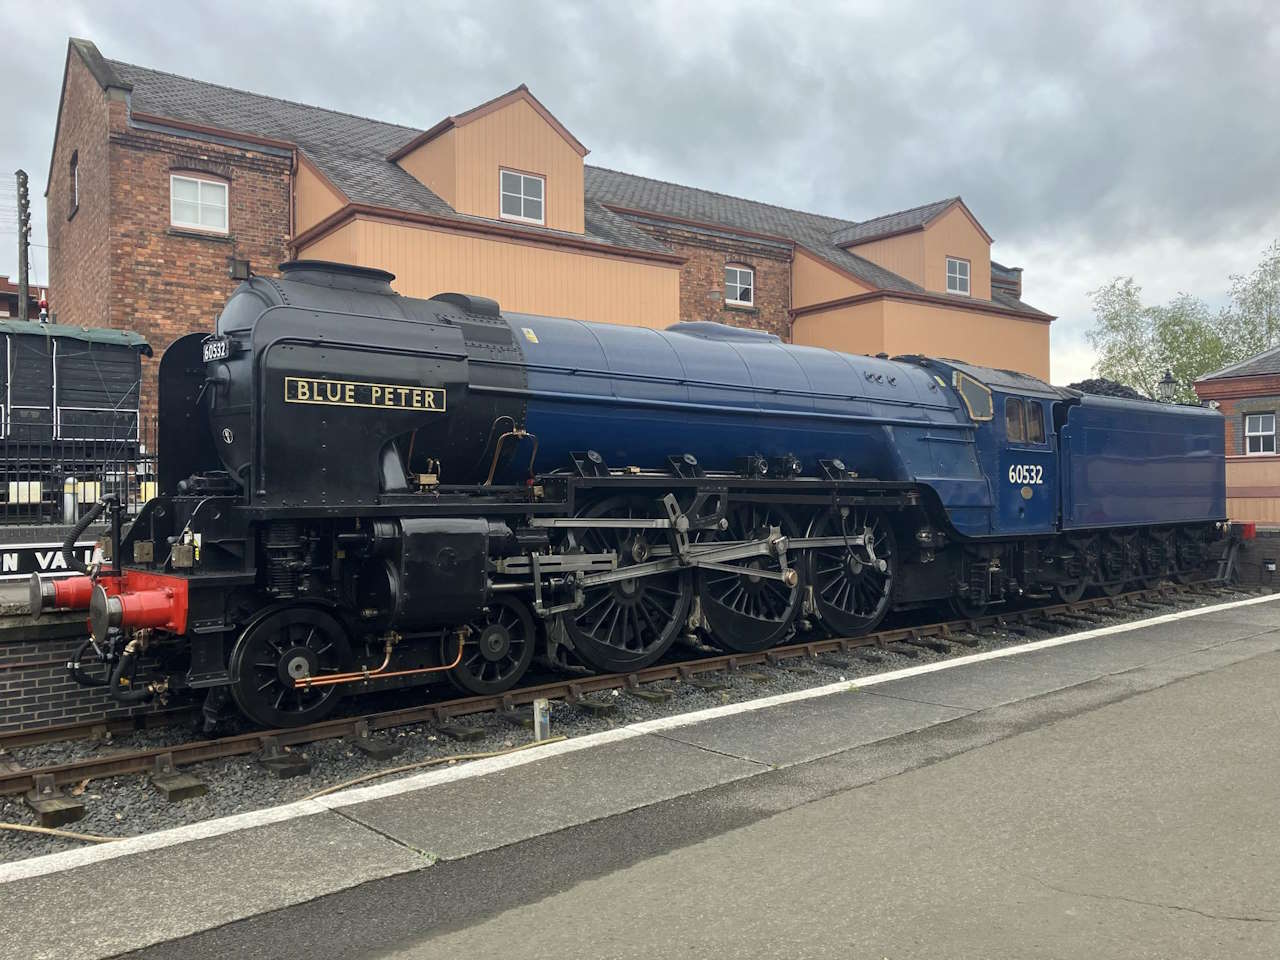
left=3, top=593, right=1279, bottom=960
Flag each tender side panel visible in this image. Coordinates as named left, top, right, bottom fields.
left=1060, top=395, right=1226, bottom=529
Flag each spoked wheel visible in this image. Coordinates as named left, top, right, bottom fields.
left=563, top=496, right=693, bottom=672
left=698, top=503, right=802, bottom=653
left=807, top=507, right=895, bottom=636
left=229, top=606, right=352, bottom=728
left=449, top=595, right=537, bottom=695
left=1136, top=530, right=1172, bottom=589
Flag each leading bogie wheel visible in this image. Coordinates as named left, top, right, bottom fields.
left=229, top=606, right=352, bottom=728
left=448, top=595, right=537, bottom=695
left=562, top=496, right=694, bottom=672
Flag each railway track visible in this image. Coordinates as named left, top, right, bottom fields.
left=0, top=580, right=1246, bottom=798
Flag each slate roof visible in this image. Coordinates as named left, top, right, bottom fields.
left=107, top=59, right=668, bottom=256
left=77, top=44, right=1050, bottom=317
left=1199, top=345, right=1280, bottom=381
left=828, top=197, right=958, bottom=246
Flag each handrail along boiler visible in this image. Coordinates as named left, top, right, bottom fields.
left=30, top=261, right=1228, bottom=727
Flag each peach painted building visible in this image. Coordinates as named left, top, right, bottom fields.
left=48, top=38, right=1054, bottom=415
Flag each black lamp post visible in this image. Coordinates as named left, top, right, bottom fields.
left=1157, top=369, right=1177, bottom=403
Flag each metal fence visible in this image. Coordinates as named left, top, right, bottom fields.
left=0, top=414, right=156, bottom=525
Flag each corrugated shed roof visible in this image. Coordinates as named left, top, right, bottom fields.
left=0, top=318, right=151, bottom=352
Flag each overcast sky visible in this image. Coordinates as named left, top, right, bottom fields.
left=2, top=0, right=1277, bottom=383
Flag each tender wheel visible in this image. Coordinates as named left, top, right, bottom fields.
left=698, top=503, right=802, bottom=653
left=229, top=606, right=352, bottom=728
left=1052, top=539, right=1091, bottom=603
left=807, top=507, right=895, bottom=636
left=449, top=596, right=536, bottom=695
left=563, top=496, right=693, bottom=672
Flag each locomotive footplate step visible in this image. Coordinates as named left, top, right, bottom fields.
left=439, top=723, right=487, bottom=742
left=149, top=754, right=207, bottom=803
left=23, top=774, right=85, bottom=828
left=257, top=738, right=311, bottom=779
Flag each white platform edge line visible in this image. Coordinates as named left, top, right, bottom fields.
left=3, top=590, right=1276, bottom=885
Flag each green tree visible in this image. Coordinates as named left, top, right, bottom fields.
left=1085, top=279, right=1230, bottom=403
left=1222, top=239, right=1280, bottom=358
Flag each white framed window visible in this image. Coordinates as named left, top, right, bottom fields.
left=725, top=264, right=754, bottom=306
left=946, top=256, right=970, bottom=295
left=1246, top=413, right=1276, bottom=455
left=500, top=169, right=544, bottom=225
left=170, top=174, right=228, bottom=233
left=70, top=152, right=79, bottom=210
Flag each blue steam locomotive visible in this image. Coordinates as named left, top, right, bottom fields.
left=31, top=261, right=1226, bottom=727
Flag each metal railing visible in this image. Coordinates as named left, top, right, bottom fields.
left=0, top=413, right=156, bottom=525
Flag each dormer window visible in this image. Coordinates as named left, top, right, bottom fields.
left=500, top=169, right=544, bottom=225
left=946, top=257, right=970, bottom=295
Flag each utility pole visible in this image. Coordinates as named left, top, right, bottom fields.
left=15, top=169, right=30, bottom=322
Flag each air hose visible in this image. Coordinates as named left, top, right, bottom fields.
left=106, top=638, right=153, bottom=705
left=62, top=499, right=108, bottom=575
left=68, top=638, right=108, bottom=688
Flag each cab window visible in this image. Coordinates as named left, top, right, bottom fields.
left=1026, top=402, right=1045, bottom=443
left=1005, top=397, right=1026, bottom=443
left=953, top=371, right=993, bottom=421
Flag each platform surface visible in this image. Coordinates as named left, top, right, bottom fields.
left=3, top=593, right=1280, bottom=960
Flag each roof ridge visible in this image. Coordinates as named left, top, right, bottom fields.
left=107, top=58, right=424, bottom=137
left=585, top=164, right=854, bottom=228
left=852, top=195, right=958, bottom=228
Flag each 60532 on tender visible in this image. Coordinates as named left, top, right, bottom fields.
left=30, top=261, right=1228, bottom=728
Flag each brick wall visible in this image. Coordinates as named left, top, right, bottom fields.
left=47, top=53, right=114, bottom=330
left=108, top=127, right=292, bottom=418
left=0, top=621, right=159, bottom=732
left=631, top=222, right=792, bottom=338
left=1196, top=373, right=1280, bottom=456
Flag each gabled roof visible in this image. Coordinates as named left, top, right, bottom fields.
left=388, top=84, right=588, bottom=161
left=1198, top=345, right=1280, bottom=382
left=829, top=197, right=957, bottom=246
left=829, top=196, right=993, bottom=247
left=58, top=39, right=1050, bottom=320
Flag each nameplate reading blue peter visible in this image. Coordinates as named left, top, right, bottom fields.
left=284, top=376, right=446, bottom=412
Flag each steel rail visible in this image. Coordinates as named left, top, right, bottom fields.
left=0, top=581, right=1240, bottom=797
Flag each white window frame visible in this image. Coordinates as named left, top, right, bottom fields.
left=725, top=264, right=755, bottom=307
left=499, top=169, right=545, bottom=226
left=946, top=256, right=971, bottom=296
left=170, top=174, right=228, bottom=234
left=71, top=154, right=79, bottom=209
left=1245, top=413, right=1276, bottom=456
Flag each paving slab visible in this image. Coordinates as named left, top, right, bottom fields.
left=656, top=686, right=969, bottom=766
left=393, top=652, right=1280, bottom=960
left=341, top=732, right=764, bottom=861
left=866, top=654, right=1102, bottom=711
left=0, top=811, right=426, bottom=960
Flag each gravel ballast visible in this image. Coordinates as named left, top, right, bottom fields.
left=0, top=585, right=1267, bottom=864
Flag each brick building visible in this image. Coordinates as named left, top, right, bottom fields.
left=0, top=276, right=46, bottom=318
left=1195, top=347, right=1280, bottom=525
left=47, top=38, right=1055, bottom=415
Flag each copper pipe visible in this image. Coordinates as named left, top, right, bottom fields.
left=295, top=630, right=466, bottom=689
left=484, top=429, right=539, bottom=485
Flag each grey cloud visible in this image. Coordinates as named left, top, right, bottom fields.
left=1, top=0, right=1276, bottom=374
